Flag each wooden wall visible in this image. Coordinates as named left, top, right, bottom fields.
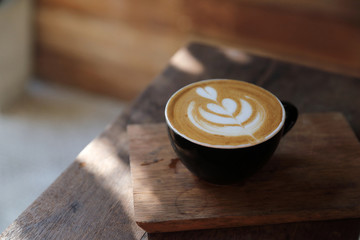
left=35, top=0, right=360, bottom=100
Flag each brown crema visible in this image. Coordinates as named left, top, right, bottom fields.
left=165, top=79, right=284, bottom=147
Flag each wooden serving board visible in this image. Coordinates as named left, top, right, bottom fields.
left=128, top=113, right=360, bottom=233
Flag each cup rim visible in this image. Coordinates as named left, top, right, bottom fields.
left=165, top=79, right=285, bottom=149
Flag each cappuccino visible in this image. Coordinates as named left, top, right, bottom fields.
left=165, top=79, right=284, bottom=148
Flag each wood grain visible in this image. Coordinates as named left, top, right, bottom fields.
left=35, top=3, right=186, bottom=100
left=35, top=0, right=360, bottom=100
left=186, top=0, right=360, bottom=77
left=128, top=113, right=360, bottom=233
left=2, top=42, right=360, bottom=239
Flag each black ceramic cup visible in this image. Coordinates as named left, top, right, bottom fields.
left=165, top=80, right=298, bottom=185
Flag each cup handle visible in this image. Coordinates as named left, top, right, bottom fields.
left=281, top=101, right=298, bottom=136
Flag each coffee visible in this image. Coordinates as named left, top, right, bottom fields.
left=165, top=79, right=284, bottom=148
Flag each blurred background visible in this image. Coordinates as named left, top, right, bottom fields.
left=1, top=0, right=360, bottom=232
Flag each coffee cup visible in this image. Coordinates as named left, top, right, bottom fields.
left=165, top=79, right=298, bottom=185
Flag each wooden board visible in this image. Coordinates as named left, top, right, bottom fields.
left=128, top=113, right=360, bottom=233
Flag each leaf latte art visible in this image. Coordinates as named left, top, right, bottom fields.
left=166, top=80, right=284, bottom=147
left=188, top=86, right=265, bottom=140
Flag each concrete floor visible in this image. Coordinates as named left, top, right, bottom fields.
left=0, top=79, right=127, bottom=232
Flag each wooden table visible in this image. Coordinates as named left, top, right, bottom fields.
left=1, top=42, right=360, bottom=239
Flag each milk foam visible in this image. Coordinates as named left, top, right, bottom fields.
left=165, top=79, right=284, bottom=148
left=188, top=87, right=265, bottom=139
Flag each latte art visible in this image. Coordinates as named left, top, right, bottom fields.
left=165, top=80, right=284, bottom=147
left=188, top=87, right=265, bottom=139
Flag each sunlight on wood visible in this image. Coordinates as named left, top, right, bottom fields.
left=170, top=47, right=204, bottom=75
left=76, top=137, right=130, bottom=197
left=222, top=49, right=252, bottom=64
left=76, top=137, right=142, bottom=237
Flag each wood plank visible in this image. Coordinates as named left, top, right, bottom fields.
left=35, top=0, right=360, bottom=100
left=36, top=6, right=184, bottom=70
left=185, top=0, right=360, bottom=77
left=128, top=113, right=360, bottom=233
left=35, top=5, right=186, bottom=100
left=36, top=46, right=153, bottom=100
left=38, top=0, right=360, bottom=29
left=36, top=0, right=360, bottom=88
left=37, top=0, right=189, bottom=32
left=2, top=42, right=360, bottom=239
